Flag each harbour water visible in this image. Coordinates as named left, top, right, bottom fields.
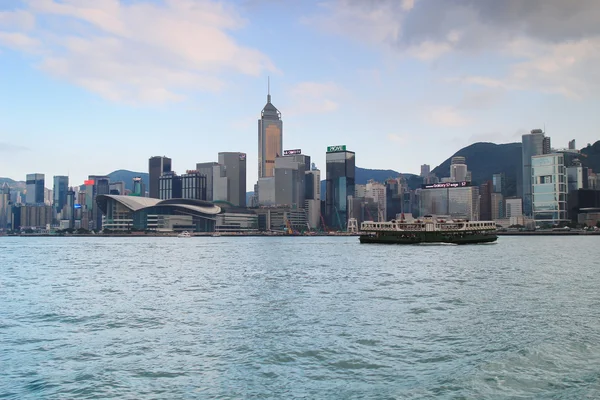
left=1, top=236, right=600, bottom=399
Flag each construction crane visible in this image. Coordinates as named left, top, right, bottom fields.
left=320, top=212, right=328, bottom=232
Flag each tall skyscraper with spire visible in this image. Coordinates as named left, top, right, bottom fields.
left=258, top=79, right=282, bottom=179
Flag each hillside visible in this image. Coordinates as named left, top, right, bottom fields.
left=106, top=170, right=149, bottom=192
left=579, top=141, right=600, bottom=173
left=432, top=142, right=522, bottom=196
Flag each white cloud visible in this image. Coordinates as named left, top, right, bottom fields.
left=0, top=0, right=276, bottom=104
left=428, top=107, right=471, bottom=127
left=387, top=133, right=408, bottom=144
left=287, top=81, right=343, bottom=116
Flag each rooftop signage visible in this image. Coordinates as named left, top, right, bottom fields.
left=422, top=181, right=470, bottom=189
left=84, top=179, right=95, bottom=186
left=327, top=145, right=346, bottom=153
left=239, top=153, right=247, bottom=160
left=284, top=149, right=302, bottom=156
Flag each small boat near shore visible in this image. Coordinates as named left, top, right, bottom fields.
left=177, top=231, right=191, bottom=238
left=359, top=215, right=497, bottom=245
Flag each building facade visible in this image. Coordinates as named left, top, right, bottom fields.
left=148, top=156, right=172, bottom=199
left=522, top=129, right=548, bottom=216
left=0, top=183, right=10, bottom=230
left=159, top=172, right=182, bottom=200
left=450, top=157, right=468, bottom=182
left=26, top=173, right=45, bottom=205
left=218, top=152, right=247, bottom=207
left=531, top=153, right=568, bottom=224
left=181, top=171, right=207, bottom=201
left=419, top=184, right=480, bottom=221
left=196, top=162, right=219, bottom=201
left=274, top=153, right=308, bottom=208
left=325, top=145, right=355, bottom=230
left=52, top=176, right=68, bottom=221
left=258, top=89, right=282, bottom=179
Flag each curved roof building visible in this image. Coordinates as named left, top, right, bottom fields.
left=96, top=195, right=221, bottom=232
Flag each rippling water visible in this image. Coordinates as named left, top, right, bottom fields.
left=1, top=236, right=600, bottom=399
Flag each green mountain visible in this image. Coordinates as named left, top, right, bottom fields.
left=579, top=141, right=600, bottom=173
left=106, top=170, right=149, bottom=192
left=432, top=142, right=522, bottom=196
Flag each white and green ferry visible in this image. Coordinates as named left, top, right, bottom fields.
left=359, top=215, right=497, bottom=245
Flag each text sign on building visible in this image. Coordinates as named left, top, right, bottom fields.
left=422, top=181, right=470, bottom=189
left=327, top=145, right=347, bottom=153
left=84, top=179, right=95, bottom=185
left=284, top=149, right=302, bottom=156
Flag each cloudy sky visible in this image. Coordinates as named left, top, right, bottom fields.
left=1, top=0, right=599, bottom=187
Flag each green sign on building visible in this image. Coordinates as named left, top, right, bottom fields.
left=327, top=145, right=346, bottom=153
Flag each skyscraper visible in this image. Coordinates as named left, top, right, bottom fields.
left=274, top=153, right=308, bottom=208
left=258, top=83, right=282, bottom=179
left=196, top=162, right=219, bottom=201
left=25, top=173, right=45, bottom=204
left=0, top=183, right=10, bottom=230
left=181, top=171, right=207, bottom=200
left=325, top=145, right=355, bottom=230
left=52, top=175, right=69, bottom=220
left=132, top=177, right=145, bottom=196
left=420, top=164, right=430, bottom=178
left=87, top=175, right=110, bottom=230
left=450, top=156, right=468, bottom=182
left=149, top=156, right=172, bottom=199
left=522, top=129, right=546, bottom=216
left=219, top=152, right=247, bottom=207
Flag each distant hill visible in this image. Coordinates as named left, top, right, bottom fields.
left=432, top=142, right=522, bottom=196
left=106, top=170, right=149, bottom=192
left=579, top=141, right=600, bottom=173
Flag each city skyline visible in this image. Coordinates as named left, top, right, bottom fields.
left=1, top=0, right=600, bottom=188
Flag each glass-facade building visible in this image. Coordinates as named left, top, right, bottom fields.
left=25, top=173, right=45, bottom=205
left=218, top=152, right=247, bottom=207
left=52, top=176, right=69, bottom=219
left=325, top=147, right=355, bottom=230
left=181, top=171, right=207, bottom=201
left=258, top=92, right=282, bottom=179
left=531, top=153, right=568, bottom=224
left=149, top=156, right=172, bottom=199
left=522, top=129, right=546, bottom=216
left=419, top=186, right=480, bottom=221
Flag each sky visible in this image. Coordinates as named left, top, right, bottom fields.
left=1, top=0, right=599, bottom=188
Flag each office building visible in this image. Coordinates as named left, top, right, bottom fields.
left=419, top=183, right=480, bottom=221
left=420, top=164, right=430, bottom=178
left=531, top=153, right=568, bottom=224
left=86, top=176, right=110, bottom=230
left=491, top=193, right=504, bottom=220
left=181, top=171, right=207, bottom=200
left=325, top=145, right=355, bottom=230
left=26, top=173, right=45, bottom=204
left=63, top=189, right=75, bottom=229
left=148, top=156, right=172, bottom=199
left=274, top=153, right=308, bottom=208
left=20, top=204, right=53, bottom=229
left=109, top=181, right=126, bottom=196
left=366, top=180, right=387, bottom=221
left=0, top=183, right=10, bottom=230
left=479, top=181, right=493, bottom=221
left=132, top=177, right=145, bottom=197
left=52, top=176, right=69, bottom=221
left=218, top=152, right=247, bottom=207
left=258, top=177, right=276, bottom=206
left=492, top=173, right=505, bottom=195
left=522, top=129, right=549, bottom=216
left=305, top=166, right=321, bottom=229
left=258, top=84, right=282, bottom=179
left=567, top=165, right=584, bottom=193
left=568, top=139, right=576, bottom=150
left=196, top=162, right=219, bottom=201
left=450, top=156, right=468, bottom=182
left=158, top=172, right=182, bottom=200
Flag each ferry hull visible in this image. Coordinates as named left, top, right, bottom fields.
left=359, top=232, right=497, bottom=245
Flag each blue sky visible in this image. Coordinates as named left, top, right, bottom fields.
left=1, top=0, right=599, bottom=188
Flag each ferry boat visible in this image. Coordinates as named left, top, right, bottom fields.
left=359, top=215, right=497, bottom=245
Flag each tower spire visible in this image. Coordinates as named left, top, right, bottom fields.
left=267, top=76, right=271, bottom=103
